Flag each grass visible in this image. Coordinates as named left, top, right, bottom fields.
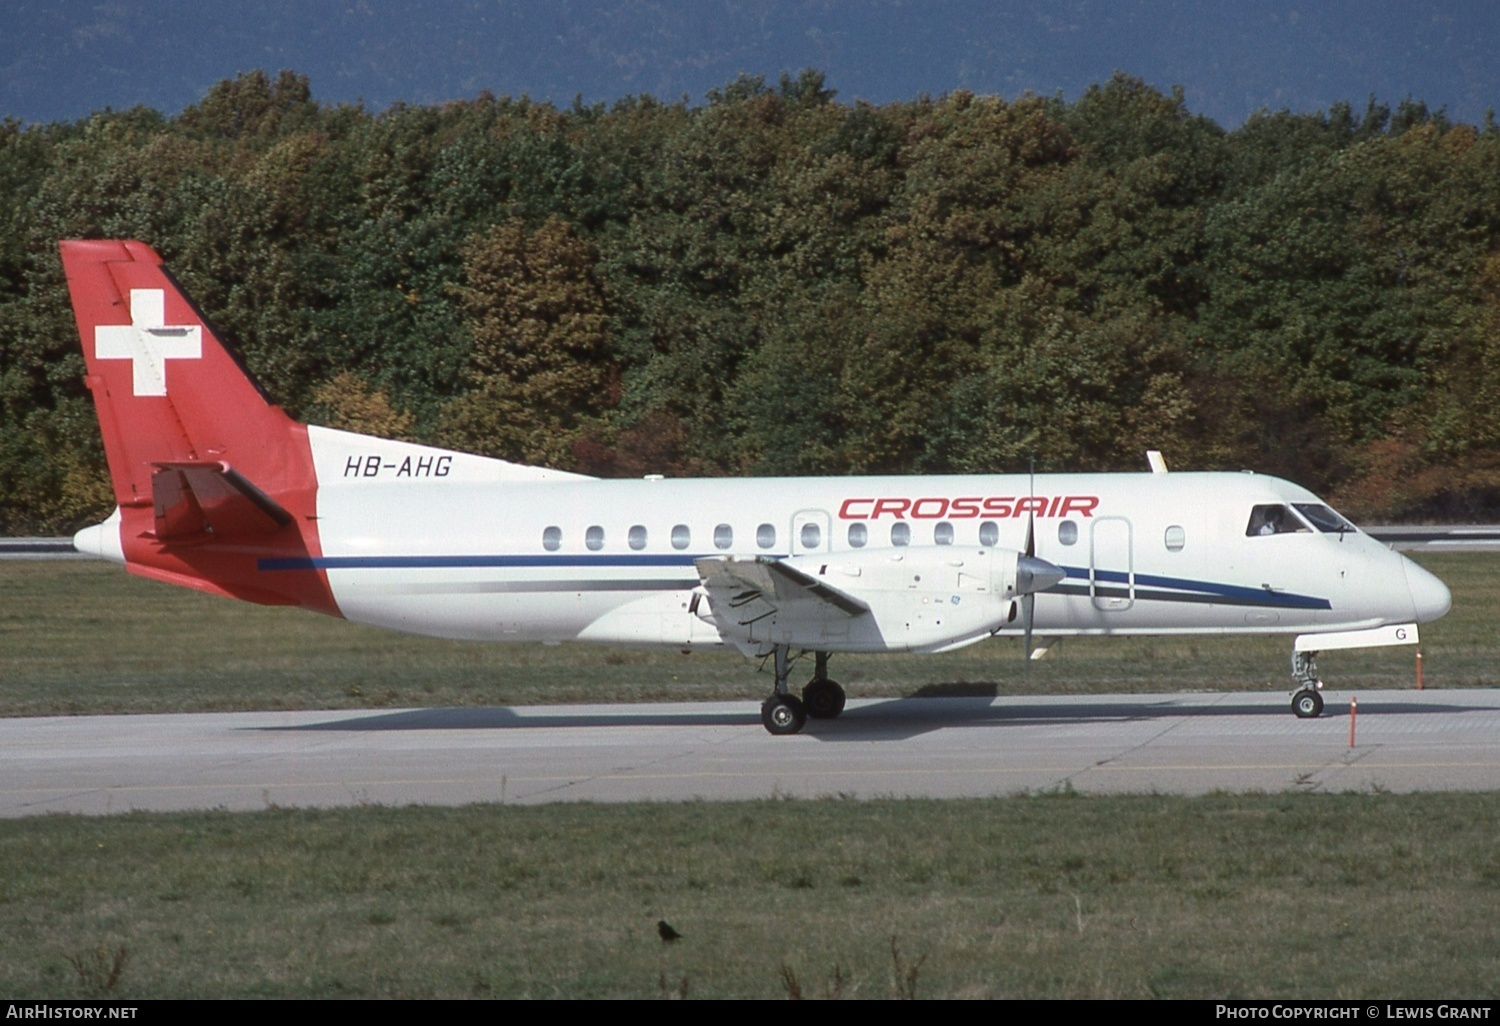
left=3, top=553, right=1498, bottom=998
left=0, top=552, right=1490, bottom=718
left=2, top=793, right=1499, bottom=999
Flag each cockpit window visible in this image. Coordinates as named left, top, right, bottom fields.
left=1246, top=504, right=1311, bottom=537
left=1293, top=503, right=1357, bottom=534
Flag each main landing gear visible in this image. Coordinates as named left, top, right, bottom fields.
left=760, top=647, right=847, bottom=735
left=1290, top=649, right=1324, bottom=719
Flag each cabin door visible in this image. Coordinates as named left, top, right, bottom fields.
left=1090, top=516, right=1134, bottom=611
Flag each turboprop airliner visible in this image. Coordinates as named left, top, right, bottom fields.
left=62, top=240, right=1452, bottom=734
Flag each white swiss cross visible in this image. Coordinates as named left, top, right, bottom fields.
left=94, top=289, right=202, bottom=397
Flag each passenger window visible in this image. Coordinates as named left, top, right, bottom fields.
left=757, top=523, right=776, bottom=549
left=542, top=526, right=561, bottom=552
left=1246, top=504, right=1309, bottom=537
left=586, top=525, right=604, bottom=551
left=979, top=521, right=999, bottom=546
left=671, top=524, right=691, bottom=549
left=934, top=522, right=954, bottom=545
left=891, top=522, right=911, bottom=546
left=628, top=525, right=647, bottom=550
left=800, top=522, right=821, bottom=549
left=848, top=523, right=868, bottom=548
left=714, top=524, right=733, bottom=549
left=1164, top=525, right=1185, bottom=552
left=1058, top=521, right=1078, bottom=546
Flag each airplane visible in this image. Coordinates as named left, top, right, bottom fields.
left=61, top=239, right=1453, bottom=734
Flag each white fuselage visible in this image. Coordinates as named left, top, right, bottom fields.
left=294, top=427, right=1450, bottom=652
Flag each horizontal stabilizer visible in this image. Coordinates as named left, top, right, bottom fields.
left=151, top=461, right=294, bottom=540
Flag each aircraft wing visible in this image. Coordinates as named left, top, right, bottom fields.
left=152, top=461, right=294, bottom=540
left=694, top=555, right=870, bottom=627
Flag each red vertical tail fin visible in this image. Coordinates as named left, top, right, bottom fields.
left=62, top=240, right=337, bottom=613
left=63, top=240, right=297, bottom=504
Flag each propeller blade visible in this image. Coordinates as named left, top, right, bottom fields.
left=1026, top=457, right=1036, bottom=558
left=1020, top=456, right=1047, bottom=668
left=1022, top=592, right=1035, bottom=666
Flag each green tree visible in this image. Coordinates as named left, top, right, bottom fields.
left=441, top=217, right=614, bottom=467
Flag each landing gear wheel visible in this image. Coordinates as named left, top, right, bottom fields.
left=1292, top=689, right=1324, bottom=719
left=761, top=694, right=807, bottom=735
left=802, top=679, right=846, bottom=719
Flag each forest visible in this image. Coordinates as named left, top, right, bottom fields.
left=3, top=68, right=1499, bottom=534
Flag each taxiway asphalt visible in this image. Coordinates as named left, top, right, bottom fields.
left=4, top=689, right=1500, bottom=816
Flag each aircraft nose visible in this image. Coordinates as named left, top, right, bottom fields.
left=1404, top=558, right=1451, bottom=623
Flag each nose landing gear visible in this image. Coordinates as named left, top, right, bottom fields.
left=1291, top=649, right=1324, bottom=718
left=1292, top=688, right=1324, bottom=718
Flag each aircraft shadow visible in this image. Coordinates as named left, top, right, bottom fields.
left=818, top=695, right=1487, bottom=741
left=256, top=693, right=1485, bottom=741
left=261, top=705, right=759, bottom=731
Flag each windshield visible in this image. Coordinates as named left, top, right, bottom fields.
left=1293, top=503, right=1357, bottom=534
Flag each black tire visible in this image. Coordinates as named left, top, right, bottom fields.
left=761, top=695, right=808, bottom=735
left=802, top=679, right=847, bottom=719
left=1292, top=690, right=1324, bottom=719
